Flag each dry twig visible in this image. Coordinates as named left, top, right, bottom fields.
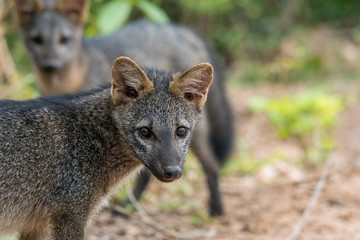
left=285, top=152, right=336, bottom=240
left=112, top=185, right=216, bottom=240
left=123, top=185, right=192, bottom=239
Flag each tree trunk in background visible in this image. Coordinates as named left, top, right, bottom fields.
left=277, top=0, right=305, bottom=34
left=0, top=0, right=16, bottom=84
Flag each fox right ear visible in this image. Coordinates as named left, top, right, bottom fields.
left=111, top=57, right=154, bottom=105
left=170, top=63, right=213, bottom=110
left=14, top=0, right=44, bottom=26
left=57, top=0, right=88, bottom=24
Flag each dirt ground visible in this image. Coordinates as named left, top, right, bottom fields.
left=88, top=83, right=360, bottom=240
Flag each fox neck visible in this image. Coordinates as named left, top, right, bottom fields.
left=104, top=137, right=144, bottom=192
left=34, top=49, right=88, bottom=96
left=74, top=90, right=144, bottom=191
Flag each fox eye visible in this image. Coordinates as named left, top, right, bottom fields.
left=60, top=36, right=70, bottom=44
left=139, top=127, right=152, bottom=139
left=31, top=35, right=43, bottom=45
left=176, top=127, right=187, bottom=138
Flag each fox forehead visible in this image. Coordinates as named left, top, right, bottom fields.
left=140, top=69, right=200, bottom=121
left=40, top=0, right=62, bottom=8
left=29, top=10, right=74, bottom=31
left=143, top=68, right=172, bottom=93
left=131, top=92, right=197, bottom=124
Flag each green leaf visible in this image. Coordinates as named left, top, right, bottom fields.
left=97, top=0, right=132, bottom=35
left=137, top=0, right=169, bottom=23
left=248, top=96, right=268, bottom=113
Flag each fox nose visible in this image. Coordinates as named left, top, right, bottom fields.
left=42, top=59, right=60, bottom=72
left=163, top=165, right=182, bottom=180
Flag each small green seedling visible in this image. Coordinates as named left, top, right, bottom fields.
left=249, top=91, right=343, bottom=166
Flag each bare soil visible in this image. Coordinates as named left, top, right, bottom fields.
left=88, top=82, right=360, bottom=240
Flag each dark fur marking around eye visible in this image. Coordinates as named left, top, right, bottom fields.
left=184, top=92, right=201, bottom=102
left=60, top=36, right=70, bottom=44
left=126, top=87, right=138, bottom=98
left=184, top=92, right=195, bottom=101
left=32, top=35, right=43, bottom=45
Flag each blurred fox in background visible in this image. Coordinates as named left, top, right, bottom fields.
left=14, top=0, right=234, bottom=216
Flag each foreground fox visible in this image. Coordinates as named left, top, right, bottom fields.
left=0, top=57, right=213, bottom=239
left=14, top=0, right=234, bottom=216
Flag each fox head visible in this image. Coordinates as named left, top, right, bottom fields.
left=111, top=57, right=213, bottom=182
left=14, top=0, right=87, bottom=72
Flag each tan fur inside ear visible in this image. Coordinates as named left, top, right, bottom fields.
left=170, top=63, right=213, bottom=109
left=14, top=0, right=45, bottom=26
left=57, top=0, right=88, bottom=24
left=111, top=57, right=154, bottom=105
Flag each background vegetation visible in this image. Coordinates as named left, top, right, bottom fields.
left=2, top=0, right=360, bottom=84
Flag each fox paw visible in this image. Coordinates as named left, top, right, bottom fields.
left=209, top=204, right=224, bottom=217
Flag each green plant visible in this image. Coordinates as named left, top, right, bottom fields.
left=222, top=155, right=276, bottom=176
left=221, top=141, right=277, bottom=176
left=249, top=91, right=344, bottom=166
left=90, top=0, right=169, bottom=35
left=0, top=73, right=38, bottom=100
left=188, top=207, right=212, bottom=226
left=0, top=235, right=18, bottom=240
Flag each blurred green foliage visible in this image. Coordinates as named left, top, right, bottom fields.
left=159, top=0, right=360, bottom=85
left=160, top=0, right=360, bottom=61
left=222, top=154, right=267, bottom=176
left=0, top=235, right=18, bottom=240
left=3, top=0, right=360, bottom=87
left=249, top=91, right=344, bottom=165
left=87, top=0, right=169, bottom=35
left=222, top=139, right=277, bottom=176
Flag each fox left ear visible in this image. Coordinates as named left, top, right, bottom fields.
left=170, top=63, right=213, bottom=110
left=57, top=0, right=88, bottom=24
left=111, top=57, right=154, bottom=105
left=14, top=0, right=45, bottom=27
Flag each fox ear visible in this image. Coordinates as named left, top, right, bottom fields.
left=14, top=0, right=44, bottom=26
left=170, top=63, right=213, bottom=110
left=57, top=0, right=88, bottom=24
left=111, top=57, right=154, bottom=105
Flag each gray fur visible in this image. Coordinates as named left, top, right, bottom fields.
left=0, top=58, right=211, bottom=239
